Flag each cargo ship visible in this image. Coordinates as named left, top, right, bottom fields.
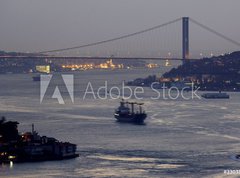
left=201, top=91, right=230, bottom=99
left=114, top=99, right=147, bottom=124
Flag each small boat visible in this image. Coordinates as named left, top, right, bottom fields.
left=32, top=74, right=52, bottom=82
left=114, top=99, right=147, bottom=124
left=32, top=75, right=41, bottom=81
left=201, top=91, right=230, bottom=99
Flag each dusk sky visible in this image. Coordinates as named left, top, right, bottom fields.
left=0, top=0, right=239, bottom=57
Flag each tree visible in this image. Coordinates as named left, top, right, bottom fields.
left=0, top=117, right=19, bottom=143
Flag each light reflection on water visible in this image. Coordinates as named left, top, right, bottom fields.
left=0, top=69, right=240, bottom=177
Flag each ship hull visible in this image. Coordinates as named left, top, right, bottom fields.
left=201, top=93, right=230, bottom=99
left=32, top=76, right=40, bottom=81
left=114, top=113, right=147, bottom=124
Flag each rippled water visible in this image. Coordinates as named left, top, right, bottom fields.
left=0, top=68, right=240, bottom=178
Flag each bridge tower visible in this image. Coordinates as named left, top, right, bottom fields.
left=182, top=17, right=189, bottom=63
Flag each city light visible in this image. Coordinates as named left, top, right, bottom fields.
left=62, top=59, right=124, bottom=70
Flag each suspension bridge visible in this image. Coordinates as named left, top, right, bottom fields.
left=1, top=17, right=240, bottom=63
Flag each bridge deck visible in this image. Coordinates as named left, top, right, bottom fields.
left=0, top=56, right=198, bottom=61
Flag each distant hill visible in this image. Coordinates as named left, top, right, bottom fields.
left=0, top=50, right=46, bottom=57
left=0, top=50, right=57, bottom=74
left=0, top=50, right=147, bottom=73
left=163, top=51, right=240, bottom=91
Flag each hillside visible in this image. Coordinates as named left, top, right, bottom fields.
left=163, top=51, right=240, bottom=91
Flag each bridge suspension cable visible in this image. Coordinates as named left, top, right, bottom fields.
left=190, top=18, right=240, bottom=47
left=37, top=18, right=182, bottom=54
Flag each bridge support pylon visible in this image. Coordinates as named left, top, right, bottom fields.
left=182, top=17, right=189, bottom=64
